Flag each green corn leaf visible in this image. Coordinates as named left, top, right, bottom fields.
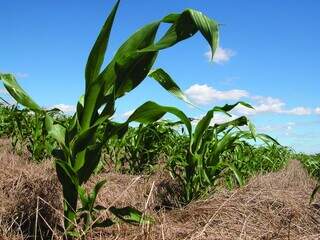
left=67, top=114, right=79, bottom=141
left=90, top=180, right=107, bottom=206
left=92, top=219, right=114, bottom=228
left=48, top=124, right=66, bottom=147
left=126, top=101, right=192, bottom=138
left=188, top=9, right=219, bottom=59
left=215, top=116, right=248, bottom=134
left=109, top=206, right=154, bottom=225
left=191, top=102, right=251, bottom=154
left=85, top=0, right=120, bottom=89
left=52, top=149, right=67, bottom=161
left=71, top=116, right=109, bottom=171
left=192, top=109, right=214, bottom=154
left=200, top=168, right=211, bottom=184
left=248, top=120, right=257, bottom=141
left=93, top=205, right=107, bottom=211
left=148, top=68, right=192, bottom=105
left=0, top=73, right=41, bottom=112
left=225, top=162, right=244, bottom=186
left=70, top=126, right=97, bottom=156
left=212, top=134, right=237, bottom=160
left=77, top=186, right=89, bottom=207
left=214, top=101, right=253, bottom=114
left=256, top=133, right=280, bottom=145
left=82, top=22, right=160, bottom=128
left=45, top=115, right=54, bottom=131
left=56, top=160, right=79, bottom=187
left=101, top=121, right=128, bottom=141
left=113, top=52, right=158, bottom=98
left=77, top=144, right=102, bottom=184
left=104, top=21, right=160, bottom=97
left=65, top=231, right=81, bottom=238
left=140, top=9, right=219, bottom=56
left=162, top=13, right=180, bottom=23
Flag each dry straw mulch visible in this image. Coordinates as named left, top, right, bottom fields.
left=0, top=138, right=319, bottom=239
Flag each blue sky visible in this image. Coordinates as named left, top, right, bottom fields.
left=1, top=0, right=319, bottom=153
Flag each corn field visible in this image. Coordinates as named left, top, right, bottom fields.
left=0, top=1, right=319, bottom=239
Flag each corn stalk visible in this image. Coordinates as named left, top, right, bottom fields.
left=1, top=0, right=219, bottom=238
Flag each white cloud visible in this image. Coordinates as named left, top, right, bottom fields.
left=253, top=96, right=285, bottom=114
left=257, top=122, right=296, bottom=136
left=190, top=113, right=239, bottom=128
left=15, top=72, right=29, bottom=79
left=185, top=85, right=314, bottom=116
left=51, top=104, right=76, bottom=113
left=234, top=96, right=312, bottom=116
left=0, top=88, right=8, bottom=95
left=122, top=110, right=134, bottom=120
left=282, top=107, right=312, bottom=116
left=205, top=47, right=236, bottom=64
left=185, top=84, right=249, bottom=105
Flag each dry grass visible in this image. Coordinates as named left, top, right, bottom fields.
left=0, top=139, right=61, bottom=239
left=0, top=138, right=319, bottom=239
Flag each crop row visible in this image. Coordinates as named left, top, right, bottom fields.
left=0, top=1, right=316, bottom=239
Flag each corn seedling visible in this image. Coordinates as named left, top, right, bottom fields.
left=1, top=0, right=220, bottom=238
left=0, top=103, right=59, bottom=161
left=113, top=101, right=262, bottom=203
left=296, top=153, right=320, bottom=203
left=104, top=121, right=180, bottom=174
left=167, top=103, right=259, bottom=203
left=222, top=143, right=291, bottom=189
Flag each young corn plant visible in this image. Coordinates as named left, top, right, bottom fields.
left=1, top=0, right=220, bottom=238
left=221, top=140, right=287, bottom=189
left=106, top=121, right=180, bottom=174
left=0, top=102, right=16, bottom=138
left=125, top=101, right=278, bottom=203
left=168, top=104, right=258, bottom=203
left=296, top=153, right=320, bottom=203
left=113, top=101, right=262, bottom=203
left=0, top=103, right=59, bottom=161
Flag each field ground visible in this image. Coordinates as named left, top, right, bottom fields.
left=0, top=138, right=319, bottom=240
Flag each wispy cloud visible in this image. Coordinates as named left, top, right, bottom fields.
left=51, top=104, right=76, bottom=113
left=230, top=96, right=312, bottom=116
left=185, top=84, right=248, bottom=105
left=0, top=88, right=8, bottom=95
left=257, top=122, right=296, bottom=136
left=205, top=47, right=236, bottom=64
left=235, top=96, right=312, bottom=116
left=122, top=110, right=134, bottom=120
left=282, top=107, right=312, bottom=116
left=185, top=83, right=316, bottom=116
left=15, top=72, right=29, bottom=79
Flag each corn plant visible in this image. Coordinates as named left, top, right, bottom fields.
left=1, top=0, right=220, bottom=238
left=104, top=121, right=180, bottom=174
left=1, top=105, right=32, bottom=153
left=167, top=104, right=258, bottom=203
left=0, top=101, right=15, bottom=137
left=111, top=101, right=259, bottom=203
left=123, top=101, right=278, bottom=203
left=222, top=142, right=290, bottom=189
left=296, top=153, right=320, bottom=203
left=0, top=102, right=59, bottom=161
